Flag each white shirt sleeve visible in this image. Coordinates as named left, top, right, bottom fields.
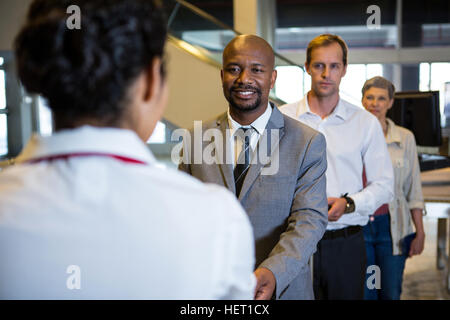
left=350, top=117, right=394, bottom=215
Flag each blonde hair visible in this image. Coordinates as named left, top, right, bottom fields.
left=306, top=34, right=348, bottom=66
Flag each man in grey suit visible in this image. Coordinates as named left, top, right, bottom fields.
left=178, top=35, right=328, bottom=300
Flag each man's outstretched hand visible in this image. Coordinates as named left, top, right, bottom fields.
left=253, top=267, right=276, bottom=300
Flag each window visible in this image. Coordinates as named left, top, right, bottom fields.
left=147, top=121, right=167, bottom=144
left=0, top=115, right=7, bottom=157
left=36, top=95, right=169, bottom=142
left=0, top=70, right=5, bottom=110
left=419, top=63, right=431, bottom=91
left=422, top=24, right=450, bottom=47
left=420, top=62, right=450, bottom=128
left=276, top=25, right=397, bottom=51
left=275, top=63, right=383, bottom=106
left=274, top=66, right=304, bottom=104
left=340, top=64, right=383, bottom=105
left=38, top=97, right=53, bottom=136
left=0, top=68, right=7, bottom=157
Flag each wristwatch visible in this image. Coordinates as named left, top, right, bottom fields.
left=341, top=193, right=355, bottom=214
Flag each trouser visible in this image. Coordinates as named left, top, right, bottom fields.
left=313, top=226, right=366, bottom=300
left=363, top=213, right=410, bottom=300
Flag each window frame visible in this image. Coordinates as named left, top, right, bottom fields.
left=0, top=53, right=8, bottom=159
left=0, top=51, right=36, bottom=160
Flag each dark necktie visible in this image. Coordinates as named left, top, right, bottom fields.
left=234, top=127, right=253, bottom=197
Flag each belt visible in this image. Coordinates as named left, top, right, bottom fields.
left=322, top=225, right=362, bottom=240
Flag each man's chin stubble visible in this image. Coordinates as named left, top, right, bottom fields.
left=228, top=97, right=261, bottom=113
left=314, top=88, right=338, bottom=98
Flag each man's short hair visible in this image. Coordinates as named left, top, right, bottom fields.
left=306, top=34, right=348, bottom=66
left=362, top=76, right=396, bottom=100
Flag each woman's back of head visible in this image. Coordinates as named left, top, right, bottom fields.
left=14, top=0, right=167, bottom=130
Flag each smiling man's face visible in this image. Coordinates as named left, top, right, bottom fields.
left=221, top=36, right=276, bottom=113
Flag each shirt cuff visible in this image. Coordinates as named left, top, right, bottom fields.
left=408, top=201, right=425, bottom=211
left=349, top=192, right=373, bottom=216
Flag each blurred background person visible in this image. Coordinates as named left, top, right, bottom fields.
left=280, top=34, right=394, bottom=300
left=361, top=76, right=425, bottom=300
left=0, top=0, right=255, bottom=299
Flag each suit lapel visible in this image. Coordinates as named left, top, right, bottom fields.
left=238, top=104, right=285, bottom=201
left=214, top=114, right=236, bottom=194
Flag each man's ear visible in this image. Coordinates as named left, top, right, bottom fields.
left=305, top=62, right=311, bottom=75
left=342, top=64, right=347, bottom=78
left=143, top=57, right=163, bottom=104
left=270, top=69, right=277, bottom=89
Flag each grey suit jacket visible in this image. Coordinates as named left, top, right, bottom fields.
left=179, top=105, right=328, bottom=299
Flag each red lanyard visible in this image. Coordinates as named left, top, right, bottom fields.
left=26, top=152, right=147, bottom=165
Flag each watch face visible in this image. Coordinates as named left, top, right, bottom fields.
left=344, top=197, right=355, bottom=213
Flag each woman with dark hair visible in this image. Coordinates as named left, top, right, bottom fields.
left=361, top=76, right=425, bottom=300
left=0, top=0, right=255, bottom=299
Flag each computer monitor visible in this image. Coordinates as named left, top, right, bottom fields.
left=387, top=91, right=442, bottom=147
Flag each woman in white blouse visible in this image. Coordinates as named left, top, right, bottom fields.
left=0, top=0, right=255, bottom=299
left=361, top=76, right=425, bottom=300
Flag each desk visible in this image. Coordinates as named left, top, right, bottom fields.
left=421, top=167, right=450, bottom=293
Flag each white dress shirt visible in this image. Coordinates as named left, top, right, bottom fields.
left=227, top=103, right=272, bottom=167
left=280, top=95, right=394, bottom=230
left=0, top=126, right=255, bottom=299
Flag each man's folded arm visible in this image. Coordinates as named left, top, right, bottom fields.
left=351, top=118, right=394, bottom=215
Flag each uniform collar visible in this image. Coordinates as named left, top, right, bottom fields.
left=299, top=93, right=348, bottom=121
left=15, top=126, right=156, bottom=165
left=385, top=118, right=402, bottom=145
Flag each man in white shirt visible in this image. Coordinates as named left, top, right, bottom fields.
left=280, top=34, right=394, bottom=299
left=180, top=35, right=328, bottom=300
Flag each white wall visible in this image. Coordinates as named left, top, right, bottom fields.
left=164, top=42, right=228, bottom=129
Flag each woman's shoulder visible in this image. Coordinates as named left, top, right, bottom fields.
left=388, top=118, right=415, bottom=142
